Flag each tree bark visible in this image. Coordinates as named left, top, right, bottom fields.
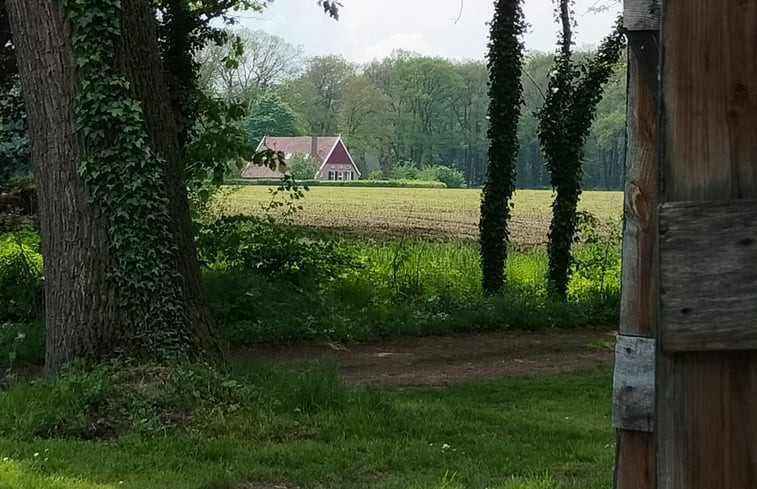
left=5, top=0, right=223, bottom=372
left=558, top=0, right=573, bottom=55
left=4, top=0, right=123, bottom=372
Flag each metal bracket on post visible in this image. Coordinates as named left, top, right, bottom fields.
left=612, top=335, right=655, bottom=432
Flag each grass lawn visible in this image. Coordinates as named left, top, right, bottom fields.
left=0, top=365, right=614, bottom=489
left=0, top=185, right=620, bottom=489
left=223, top=187, right=623, bottom=244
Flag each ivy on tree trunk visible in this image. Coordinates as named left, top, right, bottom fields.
left=4, top=0, right=224, bottom=371
left=538, top=5, right=625, bottom=298
left=479, top=0, right=525, bottom=294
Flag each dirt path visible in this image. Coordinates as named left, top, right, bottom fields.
left=235, top=328, right=616, bottom=387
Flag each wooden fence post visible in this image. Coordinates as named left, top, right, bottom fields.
left=655, top=0, right=757, bottom=487
left=613, top=2, right=659, bottom=488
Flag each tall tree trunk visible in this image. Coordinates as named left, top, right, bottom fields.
left=115, top=0, right=223, bottom=361
left=558, top=0, right=573, bottom=54
left=5, top=0, right=121, bottom=371
left=479, top=0, right=525, bottom=294
left=5, top=0, right=223, bottom=372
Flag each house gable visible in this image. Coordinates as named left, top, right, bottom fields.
left=317, top=138, right=361, bottom=179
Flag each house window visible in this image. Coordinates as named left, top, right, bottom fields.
left=328, top=171, right=334, bottom=180
left=350, top=172, right=355, bottom=180
left=337, top=171, right=343, bottom=181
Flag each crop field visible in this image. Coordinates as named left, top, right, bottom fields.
left=223, top=186, right=624, bottom=245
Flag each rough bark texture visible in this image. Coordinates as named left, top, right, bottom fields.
left=4, top=0, right=123, bottom=372
left=5, top=0, right=224, bottom=371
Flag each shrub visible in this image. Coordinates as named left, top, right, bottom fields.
left=417, top=165, right=467, bottom=189
left=195, top=215, right=359, bottom=284
left=391, top=161, right=419, bottom=180
left=0, top=232, right=43, bottom=322
left=366, top=169, right=385, bottom=180
left=433, top=165, right=467, bottom=188
left=288, top=154, right=320, bottom=180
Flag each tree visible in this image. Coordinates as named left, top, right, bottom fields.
left=198, top=28, right=304, bottom=102
left=5, top=0, right=223, bottom=371
left=478, top=0, right=525, bottom=294
left=538, top=5, right=625, bottom=298
left=243, top=93, right=307, bottom=144
left=280, top=55, right=354, bottom=134
left=363, top=53, right=408, bottom=174
left=395, top=57, right=462, bottom=167
left=288, top=154, right=320, bottom=180
left=450, top=61, right=488, bottom=185
left=337, top=76, right=392, bottom=168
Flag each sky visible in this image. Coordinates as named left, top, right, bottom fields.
left=234, top=0, right=621, bottom=64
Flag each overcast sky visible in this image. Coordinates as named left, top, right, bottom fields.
left=234, top=0, right=621, bottom=64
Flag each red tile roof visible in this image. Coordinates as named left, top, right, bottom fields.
left=241, top=136, right=339, bottom=179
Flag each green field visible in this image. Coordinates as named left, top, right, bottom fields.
left=223, top=187, right=623, bottom=245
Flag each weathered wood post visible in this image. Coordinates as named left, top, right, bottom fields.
left=613, top=2, right=659, bottom=488
left=655, top=0, right=757, bottom=487
left=617, top=0, right=757, bottom=487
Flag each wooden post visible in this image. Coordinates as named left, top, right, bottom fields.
left=656, top=0, right=757, bottom=487
left=613, top=2, right=659, bottom=488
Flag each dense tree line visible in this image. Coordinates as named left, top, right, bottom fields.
left=1, top=25, right=627, bottom=191
left=199, top=29, right=626, bottom=189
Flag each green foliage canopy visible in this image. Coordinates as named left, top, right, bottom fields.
left=243, top=93, right=307, bottom=144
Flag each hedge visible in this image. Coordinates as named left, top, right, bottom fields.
left=226, top=179, right=448, bottom=189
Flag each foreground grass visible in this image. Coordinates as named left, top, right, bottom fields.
left=224, top=187, right=623, bottom=244
left=0, top=365, right=613, bottom=489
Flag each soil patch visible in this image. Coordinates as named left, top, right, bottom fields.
left=234, top=327, right=616, bottom=387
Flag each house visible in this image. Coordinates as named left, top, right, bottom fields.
left=241, top=136, right=361, bottom=181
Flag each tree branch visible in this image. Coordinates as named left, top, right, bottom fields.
left=559, top=0, right=572, bottom=55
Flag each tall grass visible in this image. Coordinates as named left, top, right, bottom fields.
left=206, top=236, right=620, bottom=345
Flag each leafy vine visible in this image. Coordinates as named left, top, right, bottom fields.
left=61, top=0, right=190, bottom=360
left=537, top=15, right=625, bottom=298
left=479, top=0, right=525, bottom=294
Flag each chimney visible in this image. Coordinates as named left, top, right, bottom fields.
left=311, top=136, right=318, bottom=160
